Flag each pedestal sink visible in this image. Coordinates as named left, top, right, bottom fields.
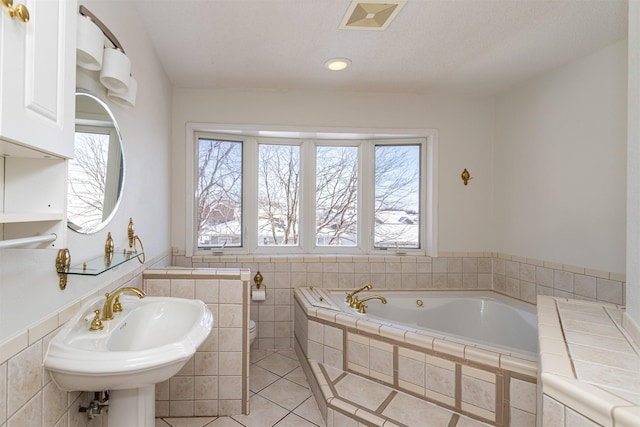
left=44, top=293, right=214, bottom=426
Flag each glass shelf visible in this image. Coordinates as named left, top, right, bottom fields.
left=58, top=248, right=143, bottom=276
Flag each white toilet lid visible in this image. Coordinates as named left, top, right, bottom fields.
left=249, top=320, right=256, bottom=331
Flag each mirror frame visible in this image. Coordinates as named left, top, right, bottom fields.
left=69, top=90, right=126, bottom=234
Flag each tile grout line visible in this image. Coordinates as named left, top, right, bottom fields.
left=160, top=348, right=324, bottom=427
left=252, top=349, right=323, bottom=426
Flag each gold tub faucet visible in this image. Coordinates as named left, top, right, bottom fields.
left=101, top=287, right=145, bottom=320
left=353, top=295, right=387, bottom=314
left=346, top=284, right=372, bottom=305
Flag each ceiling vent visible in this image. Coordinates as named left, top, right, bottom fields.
left=339, top=0, right=407, bottom=31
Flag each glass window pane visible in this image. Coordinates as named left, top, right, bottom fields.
left=316, top=146, right=358, bottom=246
left=196, top=138, right=243, bottom=248
left=258, top=144, right=300, bottom=246
left=374, top=145, right=420, bottom=249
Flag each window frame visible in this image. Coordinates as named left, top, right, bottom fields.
left=194, top=133, right=245, bottom=250
left=371, top=140, right=425, bottom=252
left=185, top=124, right=438, bottom=257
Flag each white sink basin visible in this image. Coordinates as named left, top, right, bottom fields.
left=44, top=294, right=214, bottom=392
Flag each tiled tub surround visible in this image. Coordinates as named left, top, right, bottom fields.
left=172, top=251, right=626, bottom=350
left=294, top=288, right=538, bottom=426
left=537, top=296, right=640, bottom=427
left=142, top=268, right=251, bottom=417
left=492, top=255, right=625, bottom=307
left=0, top=251, right=168, bottom=427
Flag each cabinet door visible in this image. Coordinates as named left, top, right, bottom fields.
left=0, top=0, right=76, bottom=158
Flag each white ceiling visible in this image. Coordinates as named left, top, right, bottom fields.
left=131, top=0, right=628, bottom=96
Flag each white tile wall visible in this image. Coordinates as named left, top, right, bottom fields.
left=144, top=268, right=250, bottom=417
left=174, top=251, right=625, bottom=352
left=0, top=264, right=151, bottom=427
left=493, top=254, right=625, bottom=305
left=0, top=250, right=599, bottom=426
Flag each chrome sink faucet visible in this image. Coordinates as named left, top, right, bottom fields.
left=101, top=287, right=145, bottom=320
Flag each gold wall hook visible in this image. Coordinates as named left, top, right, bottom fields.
left=461, top=168, right=472, bottom=186
left=105, top=232, right=114, bottom=256
left=128, top=217, right=135, bottom=248
left=56, top=248, right=71, bottom=290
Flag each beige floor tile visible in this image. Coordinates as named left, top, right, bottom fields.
left=156, top=419, right=172, bottom=427
left=284, top=366, right=310, bottom=388
left=274, top=412, right=319, bottom=426
left=250, top=348, right=276, bottom=364
left=208, top=417, right=244, bottom=426
left=250, top=364, right=280, bottom=393
left=293, top=397, right=325, bottom=426
left=277, top=349, right=298, bottom=361
left=255, top=353, right=300, bottom=376
left=456, top=415, right=493, bottom=427
left=382, top=392, right=454, bottom=426
left=231, top=394, right=289, bottom=427
left=259, top=378, right=312, bottom=411
left=160, top=417, right=216, bottom=427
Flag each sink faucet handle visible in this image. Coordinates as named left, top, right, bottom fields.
left=113, top=296, right=123, bottom=313
left=89, top=310, right=104, bottom=331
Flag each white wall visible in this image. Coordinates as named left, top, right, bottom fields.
left=493, top=40, right=628, bottom=274
left=171, top=89, right=496, bottom=255
left=70, top=0, right=172, bottom=261
left=0, top=0, right=173, bottom=342
left=627, top=2, right=640, bottom=327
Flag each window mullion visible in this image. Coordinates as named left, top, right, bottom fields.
left=244, top=137, right=258, bottom=252
left=359, top=141, right=373, bottom=252
left=300, top=139, right=315, bottom=252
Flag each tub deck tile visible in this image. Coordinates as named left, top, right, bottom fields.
left=313, top=361, right=492, bottom=427
left=464, top=346, right=501, bottom=368
left=404, top=331, right=435, bottom=349
left=538, top=296, right=640, bottom=427
left=500, top=354, right=537, bottom=377
left=433, top=338, right=466, bottom=359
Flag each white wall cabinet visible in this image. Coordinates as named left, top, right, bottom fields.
left=0, top=0, right=77, bottom=248
left=0, top=156, right=67, bottom=248
left=0, top=0, right=76, bottom=158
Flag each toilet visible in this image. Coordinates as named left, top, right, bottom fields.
left=249, top=320, right=257, bottom=345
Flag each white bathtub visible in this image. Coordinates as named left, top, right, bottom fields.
left=333, top=290, right=538, bottom=356
left=295, top=287, right=539, bottom=425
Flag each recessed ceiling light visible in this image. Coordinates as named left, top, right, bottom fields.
left=325, top=58, right=351, bottom=71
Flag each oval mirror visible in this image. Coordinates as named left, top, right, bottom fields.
left=68, top=92, right=125, bottom=234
